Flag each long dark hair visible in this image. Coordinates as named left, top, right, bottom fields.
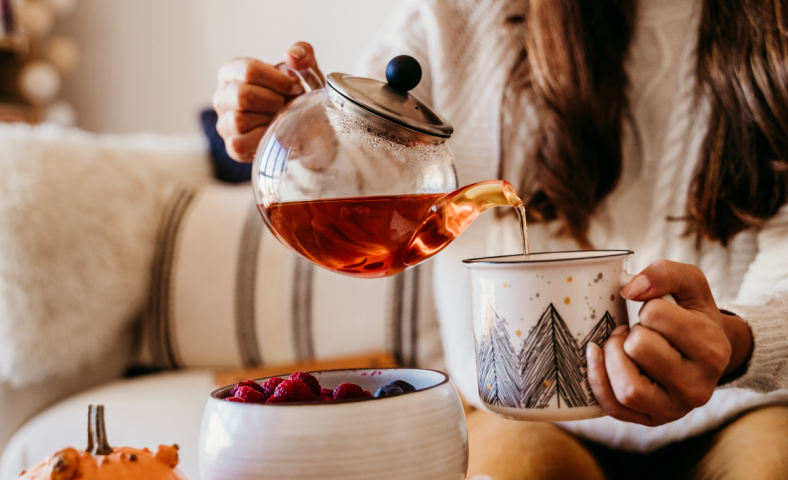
left=506, top=0, right=788, bottom=247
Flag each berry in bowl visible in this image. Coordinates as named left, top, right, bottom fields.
left=199, top=368, right=467, bottom=480
left=221, top=370, right=415, bottom=404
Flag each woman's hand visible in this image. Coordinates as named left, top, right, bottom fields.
left=586, top=259, right=754, bottom=426
left=212, top=42, right=323, bottom=162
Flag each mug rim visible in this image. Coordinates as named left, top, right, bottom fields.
left=463, top=249, right=633, bottom=266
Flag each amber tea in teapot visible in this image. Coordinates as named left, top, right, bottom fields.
left=261, top=180, right=529, bottom=278
left=263, top=194, right=439, bottom=278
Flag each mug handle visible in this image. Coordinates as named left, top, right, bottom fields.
left=275, top=63, right=325, bottom=95
left=620, top=272, right=677, bottom=326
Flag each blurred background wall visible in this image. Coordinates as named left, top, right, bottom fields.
left=54, top=0, right=398, bottom=134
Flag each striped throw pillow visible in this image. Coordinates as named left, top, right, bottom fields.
left=135, top=183, right=446, bottom=373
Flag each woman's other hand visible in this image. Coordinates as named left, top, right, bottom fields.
left=212, top=42, right=323, bottom=162
left=586, top=259, right=754, bottom=426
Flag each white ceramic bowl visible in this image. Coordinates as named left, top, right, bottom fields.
left=199, top=368, right=468, bottom=480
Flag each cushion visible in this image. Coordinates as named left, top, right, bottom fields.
left=0, top=124, right=213, bottom=387
left=134, top=182, right=446, bottom=373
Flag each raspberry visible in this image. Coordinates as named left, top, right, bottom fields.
left=233, top=386, right=266, bottom=404
left=225, top=396, right=246, bottom=403
left=333, top=382, right=366, bottom=400
left=230, top=380, right=264, bottom=398
left=319, top=395, right=334, bottom=402
left=268, top=379, right=314, bottom=403
left=261, top=377, right=284, bottom=397
left=289, top=372, right=322, bottom=397
left=320, top=388, right=334, bottom=398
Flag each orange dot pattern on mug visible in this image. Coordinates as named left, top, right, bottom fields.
left=487, top=383, right=492, bottom=391
left=516, top=330, right=521, bottom=337
left=544, top=380, right=551, bottom=387
left=503, top=282, right=508, bottom=288
left=564, top=297, right=571, bottom=304
left=567, top=277, right=573, bottom=282
left=611, top=294, right=615, bottom=301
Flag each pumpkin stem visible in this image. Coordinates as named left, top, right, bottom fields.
left=86, top=405, right=95, bottom=454
left=94, top=405, right=113, bottom=455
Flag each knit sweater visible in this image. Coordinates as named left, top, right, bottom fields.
left=356, top=0, right=788, bottom=452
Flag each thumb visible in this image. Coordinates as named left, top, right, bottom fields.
left=285, top=42, right=320, bottom=73
left=621, top=259, right=714, bottom=308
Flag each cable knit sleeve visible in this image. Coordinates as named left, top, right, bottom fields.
left=718, top=204, right=788, bottom=392
left=353, top=0, right=434, bottom=105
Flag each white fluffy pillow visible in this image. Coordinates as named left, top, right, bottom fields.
left=0, top=124, right=213, bottom=387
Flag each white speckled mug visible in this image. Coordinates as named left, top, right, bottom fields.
left=463, top=250, right=670, bottom=422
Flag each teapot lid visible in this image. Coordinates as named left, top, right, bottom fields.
left=326, top=56, right=453, bottom=139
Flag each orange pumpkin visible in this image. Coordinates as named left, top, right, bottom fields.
left=18, top=405, right=187, bottom=480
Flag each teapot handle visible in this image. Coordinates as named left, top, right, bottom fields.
left=275, top=63, right=325, bottom=94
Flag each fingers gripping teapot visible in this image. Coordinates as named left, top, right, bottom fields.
left=253, top=56, right=524, bottom=278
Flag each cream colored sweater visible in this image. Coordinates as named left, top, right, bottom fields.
left=356, top=0, right=788, bottom=452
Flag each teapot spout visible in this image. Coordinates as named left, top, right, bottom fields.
left=404, top=180, right=523, bottom=266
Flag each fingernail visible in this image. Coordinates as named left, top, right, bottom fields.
left=621, top=274, right=650, bottom=299
left=287, top=46, right=306, bottom=60
left=611, top=325, right=629, bottom=336
left=587, top=342, right=602, bottom=367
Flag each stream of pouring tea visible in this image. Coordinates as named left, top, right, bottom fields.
left=515, top=203, right=530, bottom=257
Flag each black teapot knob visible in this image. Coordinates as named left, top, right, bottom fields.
left=386, top=55, right=422, bottom=92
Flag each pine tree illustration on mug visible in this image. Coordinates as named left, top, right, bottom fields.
left=475, top=303, right=616, bottom=409
left=579, top=311, right=616, bottom=406
left=519, top=304, right=587, bottom=408
left=476, top=310, right=521, bottom=407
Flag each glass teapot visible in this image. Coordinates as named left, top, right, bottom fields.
left=253, top=56, right=523, bottom=278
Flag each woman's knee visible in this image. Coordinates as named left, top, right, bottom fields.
left=466, top=410, right=605, bottom=480
left=692, top=405, right=788, bottom=480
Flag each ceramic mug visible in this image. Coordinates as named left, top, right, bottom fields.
left=463, top=250, right=674, bottom=422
